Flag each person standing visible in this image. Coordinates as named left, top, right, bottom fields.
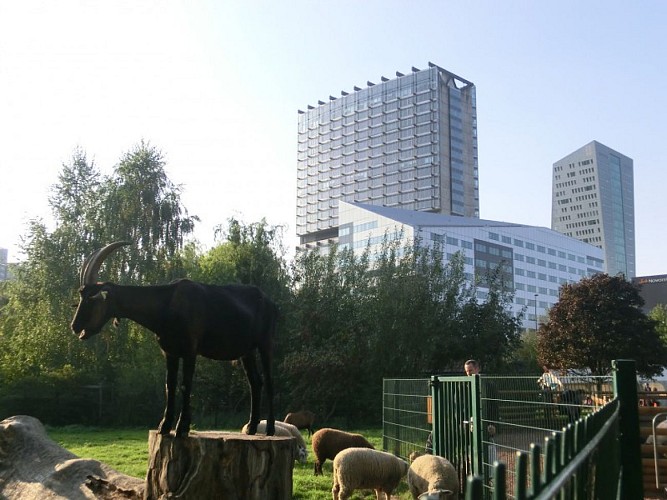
left=465, top=359, right=499, bottom=436
left=464, top=359, right=481, bottom=376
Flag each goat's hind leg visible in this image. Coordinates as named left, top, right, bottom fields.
left=258, top=344, right=275, bottom=436
left=157, top=354, right=179, bottom=435
left=240, top=353, right=264, bottom=435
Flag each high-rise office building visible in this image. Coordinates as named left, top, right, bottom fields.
left=0, top=248, right=7, bottom=281
left=551, top=140, right=635, bottom=277
left=296, top=62, right=479, bottom=249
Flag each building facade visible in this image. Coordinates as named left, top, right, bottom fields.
left=339, top=201, right=605, bottom=329
left=551, top=140, right=635, bottom=277
left=632, top=275, right=667, bottom=313
left=0, top=248, right=7, bottom=281
left=297, top=62, right=479, bottom=249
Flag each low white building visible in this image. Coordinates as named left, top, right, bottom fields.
left=338, top=201, right=604, bottom=329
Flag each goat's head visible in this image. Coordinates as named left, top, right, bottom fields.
left=71, top=241, right=129, bottom=340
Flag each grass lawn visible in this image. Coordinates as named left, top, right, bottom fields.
left=46, top=425, right=414, bottom=499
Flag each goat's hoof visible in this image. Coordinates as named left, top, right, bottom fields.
left=244, top=422, right=258, bottom=435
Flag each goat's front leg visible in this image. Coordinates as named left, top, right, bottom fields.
left=175, top=355, right=196, bottom=437
left=241, top=353, right=263, bottom=435
left=157, top=354, right=179, bottom=435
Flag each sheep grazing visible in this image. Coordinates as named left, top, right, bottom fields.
left=241, top=420, right=308, bottom=464
left=332, top=448, right=408, bottom=500
left=407, top=454, right=459, bottom=499
left=284, top=410, right=316, bottom=436
left=311, top=427, right=374, bottom=475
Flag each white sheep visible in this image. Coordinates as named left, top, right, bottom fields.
left=241, top=420, right=308, bottom=464
left=407, top=454, right=459, bottom=499
left=331, top=447, right=408, bottom=500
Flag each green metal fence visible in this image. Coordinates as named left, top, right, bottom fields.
left=382, top=360, right=642, bottom=499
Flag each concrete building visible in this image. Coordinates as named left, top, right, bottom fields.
left=339, top=201, right=604, bottom=329
left=551, top=140, right=635, bottom=278
left=297, top=62, right=478, bottom=250
left=632, top=275, right=667, bottom=314
left=0, top=248, right=7, bottom=281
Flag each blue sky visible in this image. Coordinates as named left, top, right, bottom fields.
left=1, top=1, right=665, bottom=275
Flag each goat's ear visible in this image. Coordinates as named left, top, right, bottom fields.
left=113, top=318, right=121, bottom=328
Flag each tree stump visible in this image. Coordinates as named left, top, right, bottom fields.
left=145, top=430, right=294, bottom=500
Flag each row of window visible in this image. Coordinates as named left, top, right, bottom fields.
left=299, top=86, right=439, bottom=130
left=298, top=125, right=439, bottom=157
left=515, top=265, right=585, bottom=278
left=434, top=230, right=602, bottom=268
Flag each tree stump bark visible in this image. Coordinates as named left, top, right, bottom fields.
left=145, top=430, right=294, bottom=500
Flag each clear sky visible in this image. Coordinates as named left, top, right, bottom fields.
left=1, top=1, right=665, bottom=275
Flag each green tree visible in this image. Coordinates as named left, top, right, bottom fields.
left=454, top=270, right=524, bottom=373
left=282, top=238, right=523, bottom=423
left=281, top=244, right=374, bottom=422
left=0, top=144, right=197, bottom=425
left=649, top=304, right=667, bottom=347
left=186, top=218, right=292, bottom=424
left=537, top=273, right=667, bottom=377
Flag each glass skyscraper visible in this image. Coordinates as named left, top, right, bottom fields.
left=296, top=62, right=479, bottom=248
left=551, top=140, right=635, bottom=278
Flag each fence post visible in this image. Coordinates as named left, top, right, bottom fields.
left=612, top=359, right=643, bottom=500
left=431, top=376, right=443, bottom=457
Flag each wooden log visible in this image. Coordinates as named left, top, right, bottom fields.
left=145, top=430, right=294, bottom=500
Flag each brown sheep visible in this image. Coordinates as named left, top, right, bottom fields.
left=311, top=427, right=374, bottom=475
left=284, top=410, right=316, bottom=436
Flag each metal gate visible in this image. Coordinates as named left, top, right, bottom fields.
left=431, top=375, right=483, bottom=489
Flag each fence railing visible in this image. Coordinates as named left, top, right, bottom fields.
left=383, top=360, right=643, bottom=500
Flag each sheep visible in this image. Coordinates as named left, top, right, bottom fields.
left=241, top=420, right=307, bottom=464
left=331, top=447, right=408, bottom=500
left=407, top=454, right=459, bottom=499
left=311, top=427, right=374, bottom=475
left=284, top=410, right=316, bottom=436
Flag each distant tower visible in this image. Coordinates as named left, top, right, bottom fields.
left=551, top=140, right=635, bottom=277
left=296, top=62, right=479, bottom=249
left=0, top=248, right=7, bottom=281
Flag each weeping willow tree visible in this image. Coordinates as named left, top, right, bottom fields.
left=0, top=143, right=198, bottom=425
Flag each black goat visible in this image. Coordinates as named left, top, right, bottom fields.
left=70, top=241, right=278, bottom=437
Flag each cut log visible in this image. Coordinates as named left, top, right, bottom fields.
left=0, top=415, right=144, bottom=499
left=145, top=430, right=294, bottom=499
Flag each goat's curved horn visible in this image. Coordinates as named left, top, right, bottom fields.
left=80, top=241, right=131, bottom=285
